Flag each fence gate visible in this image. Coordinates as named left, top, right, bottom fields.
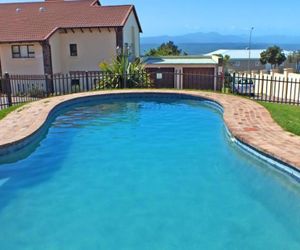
left=183, top=68, right=215, bottom=90
left=146, top=68, right=175, bottom=88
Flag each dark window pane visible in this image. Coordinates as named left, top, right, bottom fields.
left=12, top=46, right=19, bottom=53
left=28, top=45, right=35, bottom=58
left=12, top=54, right=20, bottom=58
left=12, top=45, right=21, bottom=58
left=70, top=44, right=77, bottom=56
left=28, top=45, right=34, bottom=53
left=20, top=46, right=28, bottom=57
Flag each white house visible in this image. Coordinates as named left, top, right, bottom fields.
left=0, top=0, right=142, bottom=76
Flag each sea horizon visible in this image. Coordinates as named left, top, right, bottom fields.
left=140, top=43, right=300, bottom=56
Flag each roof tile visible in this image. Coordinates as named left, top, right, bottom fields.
left=0, top=0, right=139, bottom=42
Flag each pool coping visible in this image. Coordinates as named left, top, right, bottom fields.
left=0, top=90, right=299, bottom=178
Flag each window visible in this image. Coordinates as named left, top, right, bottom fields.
left=70, top=44, right=78, bottom=56
left=12, top=45, right=35, bottom=58
left=156, top=73, right=163, bottom=80
left=233, top=61, right=240, bottom=67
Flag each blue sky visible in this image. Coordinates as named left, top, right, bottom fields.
left=1, top=0, right=300, bottom=37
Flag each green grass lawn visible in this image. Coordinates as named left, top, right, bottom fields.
left=259, top=102, right=300, bottom=136
left=0, top=104, right=25, bottom=120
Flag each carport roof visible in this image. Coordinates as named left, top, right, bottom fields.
left=143, top=56, right=219, bottom=65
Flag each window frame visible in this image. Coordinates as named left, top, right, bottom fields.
left=69, top=44, right=78, bottom=57
left=11, top=45, right=35, bottom=59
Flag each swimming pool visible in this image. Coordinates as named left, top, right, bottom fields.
left=0, top=94, right=300, bottom=249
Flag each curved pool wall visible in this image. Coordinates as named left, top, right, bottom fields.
left=0, top=92, right=299, bottom=181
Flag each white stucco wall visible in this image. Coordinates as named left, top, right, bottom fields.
left=123, top=11, right=140, bottom=58
left=49, top=31, right=62, bottom=75
left=49, top=28, right=117, bottom=74
left=0, top=43, right=44, bottom=75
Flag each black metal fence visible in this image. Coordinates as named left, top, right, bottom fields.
left=0, top=71, right=299, bottom=109
left=0, top=71, right=150, bottom=109
left=230, top=73, right=300, bottom=105
left=0, top=71, right=223, bottom=109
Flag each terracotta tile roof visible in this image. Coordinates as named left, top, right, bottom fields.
left=0, top=0, right=142, bottom=43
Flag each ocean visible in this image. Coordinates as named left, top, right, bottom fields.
left=140, top=43, right=300, bottom=56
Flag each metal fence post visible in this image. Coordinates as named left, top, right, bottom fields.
left=261, top=75, right=264, bottom=101
left=85, top=71, right=89, bottom=91
left=284, top=76, right=289, bottom=102
left=123, top=68, right=127, bottom=89
left=45, top=74, right=54, bottom=96
left=232, top=72, right=236, bottom=94
left=4, top=73, right=12, bottom=107
left=221, top=72, right=225, bottom=92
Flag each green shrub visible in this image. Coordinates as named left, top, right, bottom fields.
left=28, top=87, right=47, bottom=98
left=98, top=57, right=152, bottom=89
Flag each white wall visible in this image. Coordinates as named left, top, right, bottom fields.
left=123, top=11, right=140, bottom=58
left=0, top=43, right=44, bottom=75
left=49, top=28, right=117, bottom=74
left=49, top=31, right=62, bottom=74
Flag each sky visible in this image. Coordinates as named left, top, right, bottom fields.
left=1, top=0, right=300, bottom=37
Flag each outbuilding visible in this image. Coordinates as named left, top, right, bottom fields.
left=143, top=56, right=223, bottom=90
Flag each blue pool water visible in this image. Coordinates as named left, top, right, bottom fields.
left=0, top=95, right=300, bottom=250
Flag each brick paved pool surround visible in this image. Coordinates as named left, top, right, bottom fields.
left=0, top=90, right=299, bottom=179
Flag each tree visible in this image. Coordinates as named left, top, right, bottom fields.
left=99, top=56, right=152, bottom=89
left=288, top=51, right=300, bottom=72
left=215, top=54, right=231, bottom=72
left=260, top=46, right=287, bottom=69
left=214, top=54, right=232, bottom=91
left=145, top=41, right=185, bottom=56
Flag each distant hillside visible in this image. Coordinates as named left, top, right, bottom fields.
left=141, top=32, right=300, bottom=45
